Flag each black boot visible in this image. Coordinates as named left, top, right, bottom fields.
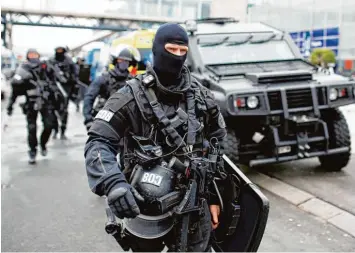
left=40, top=146, right=47, bottom=156
left=53, top=130, right=58, bottom=140
left=28, top=150, right=37, bottom=164
left=60, top=128, right=67, bottom=140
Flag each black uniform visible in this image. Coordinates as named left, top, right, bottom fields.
left=75, top=58, right=91, bottom=112
left=83, top=68, right=130, bottom=130
left=84, top=23, right=227, bottom=251
left=49, top=48, right=78, bottom=138
left=7, top=60, right=57, bottom=162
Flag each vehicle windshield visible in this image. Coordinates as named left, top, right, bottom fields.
left=198, top=33, right=296, bottom=65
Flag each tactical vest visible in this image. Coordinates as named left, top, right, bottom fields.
left=93, top=73, right=126, bottom=114
left=51, top=59, right=72, bottom=81
left=101, top=73, right=124, bottom=99
left=125, top=73, right=209, bottom=152
left=23, top=66, right=54, bottom=111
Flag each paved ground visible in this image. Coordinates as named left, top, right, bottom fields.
left=1, top=98, right=355, bottom=251
left=257, top=155, right=355, bottom=215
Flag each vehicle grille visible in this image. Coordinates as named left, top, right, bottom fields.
left=286, top=88, right=313, bottom=108
left=267, top=88, right=315, bottom=110
left=268, top=91, right=282, bottom=110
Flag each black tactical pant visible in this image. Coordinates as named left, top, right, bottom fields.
left=61, top=98, right=69, bottom=134
left=128, top=201, right=212, bottom=252
left=53, top=82, right=74, bottom=135
left=52, top=96, right=69, bottom=135
left=27, top=106, right=55, bottom=151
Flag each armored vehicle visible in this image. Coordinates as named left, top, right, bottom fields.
left=184, top=18, right=355, bottom=171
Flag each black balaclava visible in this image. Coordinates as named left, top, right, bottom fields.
left=111, top=48, right=132, bottom=77
left=55, top=47, right=66, bottom=62
left=117, top=61, right=129, bottom=72
left=152, top=23, right=188, bottom=87
left=110, top=65, right=129, bottom=80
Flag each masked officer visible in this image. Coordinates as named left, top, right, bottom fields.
left=49, top=46, right=78, bottom=140
left=84, top=23, right=227, bottom=251
left=83, top=48, right=133, bottom=131
left=7, top=49, right=56, bottom=164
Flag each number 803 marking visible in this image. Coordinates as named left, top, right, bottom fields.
left=141, top=172, right=163, bottom=187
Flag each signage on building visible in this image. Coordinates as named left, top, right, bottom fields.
left=290, top=27, right=339, bottom=57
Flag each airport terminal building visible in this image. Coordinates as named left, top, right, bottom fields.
left=249, top=0, right=355, bottom=74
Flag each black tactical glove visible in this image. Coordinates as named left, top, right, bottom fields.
left=7, top=108, right=12, bottom=116
left=85, top=120, right=93, bottom=131
left=107, top=182, right=144, bottom=219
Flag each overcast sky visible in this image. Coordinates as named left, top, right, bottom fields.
left=11, top=26, right=95, bottom=56
left=3, top=0, right=128, bottom=56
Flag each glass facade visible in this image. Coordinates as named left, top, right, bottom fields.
left=4, top=0, right=212, bottom=19
left=248, top=0, right=355, bottom=61
left=2, top=0, right=212, bottom=19
left=137, top=0, right=212, bottom=19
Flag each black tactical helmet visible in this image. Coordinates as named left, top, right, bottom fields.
left=132, top=164, right=177, bottom=211
left=55, top=46, right=67, bottom=53
left=110, top=47, right=133, bottom=65
left=26, top=48, right=40, bottom=61
left=118, top=48, right=133, bottom=61
left=123, top=161, right=182, bottom=239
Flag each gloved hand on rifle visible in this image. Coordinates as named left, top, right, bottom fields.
left=107, top=175, right=144, bottom=219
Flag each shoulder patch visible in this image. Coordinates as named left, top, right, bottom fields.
left=95, top=109, right=114, bottom=122
left=14, top=74, right=22, bottom=80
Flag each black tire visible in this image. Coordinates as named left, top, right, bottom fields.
left=223, top=128, right=239, bottom=165
left=318, top=108, right=351, bottom=171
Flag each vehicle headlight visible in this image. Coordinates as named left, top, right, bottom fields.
left=247, top=96, right=259, bottom=109
left=329, top=88, right=338, bottom=101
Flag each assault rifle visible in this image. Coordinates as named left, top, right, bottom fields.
left=174, top=139, right=223, bottom=251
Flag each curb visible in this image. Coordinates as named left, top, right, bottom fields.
left=249, top=172, right=355, bottom=238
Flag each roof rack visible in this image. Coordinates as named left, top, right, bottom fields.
left=195, top=17, right=238, bottom=25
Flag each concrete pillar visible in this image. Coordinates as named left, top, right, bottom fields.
left=210, top=0, right=248, bottom=22
left=136, top=0, right=141, bottom=15
left=158, top=0, right=162, bottom=17
left=7, top=24, right=13, bottom=50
